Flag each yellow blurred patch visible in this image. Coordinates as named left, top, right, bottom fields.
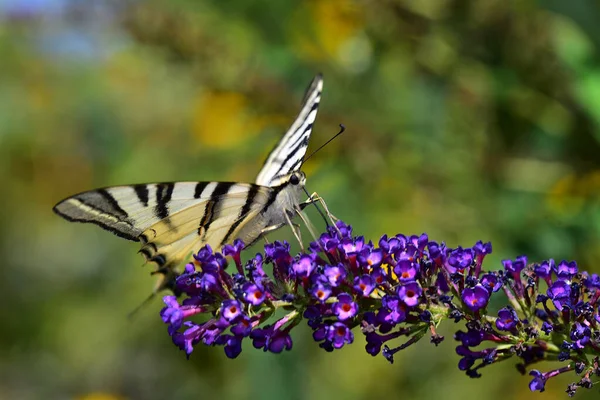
left=192, top=91, right=264, bottom=148
left=291, top=0, right=365, bottom=62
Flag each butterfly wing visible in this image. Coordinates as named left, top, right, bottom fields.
left=53, top=182, right=216, bottom=241
left=53, top=182, right=275, bottom=291
left=255, top=74, right=323, bottom=187
left=53, top=75, right=323, bottom=293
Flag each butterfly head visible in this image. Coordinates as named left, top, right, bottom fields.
left=289, top=171, right=306, bottom=187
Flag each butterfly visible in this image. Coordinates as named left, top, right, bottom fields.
left=53, top=74, right=324, bottom=293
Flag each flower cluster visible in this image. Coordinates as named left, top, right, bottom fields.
left=160, top=221, right=600, bottom=396
left=455, top=258, right=600, bottom=396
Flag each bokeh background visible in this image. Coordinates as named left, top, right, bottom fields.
left=2, top=0, right=600, bottom=399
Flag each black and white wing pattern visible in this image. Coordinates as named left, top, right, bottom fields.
left=54, top=182, right=278, bottom=291
left=255, top=74, right=323, bottom=187
left=53, top=75, right=324, bottom=294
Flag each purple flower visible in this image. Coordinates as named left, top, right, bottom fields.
left=310, top=281, right=332, bottom=302
left=446, top=247, right=474, bottom=273
left=339, top=236, right=366, bottom=258
left=198, top=272, right=220, bottom=291
left=393, top=259, right=418, bottom=282
left=541, top=321, right=553, bottom=334
left=189, top=244, right=226, bottom=272
left=370, top=267, right=387, bottom=286
left=335, top=220, right=353, bottom=238
left=555, top=260, right=578, bottom=280
left=411, top=233, right=429, bottom=251
left=333, top=293, right=358, bottom=320
left=529, top=370, right=546, bottom=392
left=379, top=295, right=407, bottom=324
left=251, top=327, right=293, bottom=353
left=173, top=322, right=203, bottom=356
left=246, top=253, right=267, bottom=281
left=455, top=328, right=484, bottom=347
left=323, top=264, right=347, bottom=287
left=379, top=235, right=405, bottom=257
left=502, top=255, right=527, bottom=275
left=427, top=241, right=446, bottom=262
left=221, top=299, right=243, bottom=323
left=461, top=285, right=490, bottom=312
left=495, top=307, right=519, bottom=331
left=570, top=322, right=591, bottom=349
left=265, top=241, right=293, bottom=270
left=480, top=273, right=501, bottom=293
left=176, top=269, right=220, bottom=294
left=313, top=229, right=340, bottom=253
left=547, top=280, right=571, bottom=311
left=231, top=317, right=253, bottom=337
left=243, top=283, right=266, bottom=306
left=353, top=274, right=375, bottom=297
left=328, top=322, right=354, bottom=349
left=397, top=282, right=422, bottom=307
left=291, top=254, right=315, bottom=278
left=534, top=259, right=554, bottom=279
left=217, top=334, right=243, bottom=359
left=583, top=273, right=600, bottom=289
left=222, top=239, right=245, bottom=269
left=473, top=241, right=492, bottom=257
left=161, top=296, right=184, bottom=332
left=359, top=248, right=383, bottom=268
left=194, top=245, right=214, bottom=263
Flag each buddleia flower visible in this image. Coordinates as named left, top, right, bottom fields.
left=160, top=220, right=600, bottom=396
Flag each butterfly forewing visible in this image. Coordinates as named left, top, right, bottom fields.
left=255, top=74, right=323, bottom=186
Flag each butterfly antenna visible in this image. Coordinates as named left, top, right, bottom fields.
left=301, top=123, right=345, bottom=228
left=303, top=123, right=345, bottom=163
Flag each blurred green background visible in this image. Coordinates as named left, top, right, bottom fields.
left=2, top=0, right=600, bottom=399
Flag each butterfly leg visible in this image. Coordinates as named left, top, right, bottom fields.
left=259, top=221, right=304, bottom=249
left=294, top=204, right=320, bottom=244
left=259, top=222, right=285, bottom=243
left=303, top=192, right=340, bottom=226
left=283, top=211, right=305, bottom=251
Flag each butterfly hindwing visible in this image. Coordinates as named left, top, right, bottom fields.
left=138, top=183, right=272, bottom=267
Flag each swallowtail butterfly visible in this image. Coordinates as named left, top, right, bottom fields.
left=53, top=75, right=324, bottom=293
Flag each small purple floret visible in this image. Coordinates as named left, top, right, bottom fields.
left=333, top=293, right=358, bottom=321
left=496, top=307, right=519, bottom=331
left=461, top=285, right=490, bottom=312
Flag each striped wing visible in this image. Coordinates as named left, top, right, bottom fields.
left=53, top=182, right=273, bottom=291
left=255, top=74, right=323, bottom=187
